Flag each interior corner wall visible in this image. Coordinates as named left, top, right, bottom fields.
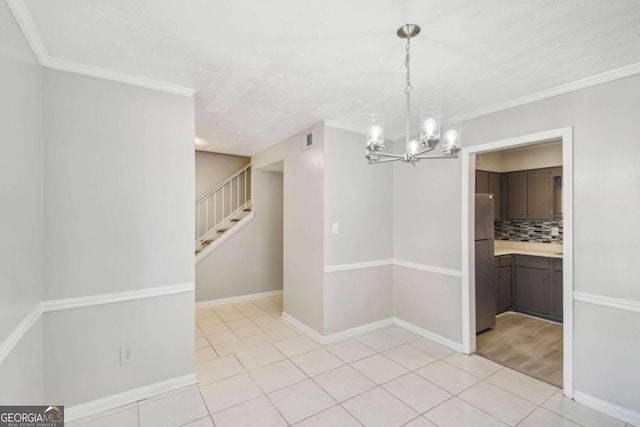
left=42, top=69, right=195, bottom=406
left=196, top=170, right=283, bottom=302
left=323, top=126, right=394, bottom=334
left=463, top=74, right=640, bottom=412
left=252, top=123, right=324, bottom=333
left=0, top=0, right=44, bottom=404
left=195, top=150, right=250, bottom=198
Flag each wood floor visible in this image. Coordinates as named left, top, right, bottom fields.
left=476, top=311, right=563, bottom=387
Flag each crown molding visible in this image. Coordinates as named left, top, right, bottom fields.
left=6, top=0, right=196, bottom=97
left=453, top=62, right=640, bottom=122
left=45, top=57, right=196, bottom=97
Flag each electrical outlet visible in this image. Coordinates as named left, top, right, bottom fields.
left=363, top=296, right=369, bottom=308
left=551, top=227, right=560, bottom=236
left=120, top=345, right=134, bottom=365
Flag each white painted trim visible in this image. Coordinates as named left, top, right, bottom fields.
left=460, top=126, right=574, bottom=397
left=43, top=282, right=195, bottom=312
left=280, top=312, right=325, bottom=343
left=6, top=0, right=48, bottom=63
left=323, top=318, right=395, bottom=344
left=6, top=0, right=195, bottom=97
left=0, top=304, right=44, bottom=366
left=65, top=374, right=198, bottom=422
left=323, top=258, right=461, bottom=277
left=196, top=290, right=283, bottom=309
left=195, top=212, right=255, bottom=263
left=45, top=57, right=195, bottom=97
left=393, top=317, right=464, bottom=353
left=0, top=283, right=194, bottom=367
left=573, top=292, right=640, bottom=313
left=453, top=62, right=640, bottom=122
left=324, top=259, right=393, bottom=273
left=574, top=391, right=640, bottom=426
left=393, top=259, right=462, bottom=278
left=281, top=312, right=395, bottom=345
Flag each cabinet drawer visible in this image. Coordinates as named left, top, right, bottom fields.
left=499, top=255, right=512, bottom=267
left=514, top=255, right=549, bottom=270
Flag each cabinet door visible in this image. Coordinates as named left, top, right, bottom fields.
left=476, top=170, right=489, bottom=193
left=488, top=172, right=501, bottom=221
left=496, top=266, right=512, bottom=314
left=514, top=266, right=550, bottom=316
left=549, top=268, right=563, bottom=321
left=527, top=168, right=553, bottom=220
left=500, top=173, right=509, bottom=221
left=507, top=171, right=527, bottom=220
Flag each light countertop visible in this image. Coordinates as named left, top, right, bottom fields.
left=494, top=240, right=563, bottom=258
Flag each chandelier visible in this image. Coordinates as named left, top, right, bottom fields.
left=366, top=24, right=461, bottom=165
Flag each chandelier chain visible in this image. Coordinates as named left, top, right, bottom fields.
left=404, top=38, right=412, bottom=94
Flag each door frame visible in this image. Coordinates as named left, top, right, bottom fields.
left=460, top=127, right=574, bottom=397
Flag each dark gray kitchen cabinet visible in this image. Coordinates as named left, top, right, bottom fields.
left=507, top=171, right=528, bottom=219
left=488, top=172, right=501, bottom=221
left=513, top=255, right=563, bottom=322
left=495, top=255, right=512, bottom=314
left=477, top=170, right=501, bottom=220
left=476, top=170, right=489, bottom=193
left=527, top=168, right=554, bottom=220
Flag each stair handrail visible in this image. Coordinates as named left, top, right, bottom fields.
left=196, top=163, right=252, bottom=203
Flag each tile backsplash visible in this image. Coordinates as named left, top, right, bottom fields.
left=494, top=220, right=563, bottom=243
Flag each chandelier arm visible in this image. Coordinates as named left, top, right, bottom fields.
left=412, top=146, right=436, bottom=157
left=412, top=154, right=459, bottom=160
left=369, top=157, right=403, bottom=165
left=374, top=152, right=405, bottom=159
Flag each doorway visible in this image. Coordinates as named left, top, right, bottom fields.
left=461, top=127, right=574, bottom=397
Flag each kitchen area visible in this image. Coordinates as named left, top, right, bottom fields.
left=474, top=141, right=564, bottom=387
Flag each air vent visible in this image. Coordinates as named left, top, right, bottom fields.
left=302, top=132, right=313, bottom=151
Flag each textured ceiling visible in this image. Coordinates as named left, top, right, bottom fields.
left=23, top=0, right=640, bottom=155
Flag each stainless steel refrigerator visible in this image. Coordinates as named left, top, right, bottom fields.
left=475, top=194, right=496, bottom=333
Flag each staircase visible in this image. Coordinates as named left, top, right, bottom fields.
left=196, top=164, right=252, bottom=257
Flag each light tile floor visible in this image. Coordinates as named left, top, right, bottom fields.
left=69, top=295, right=633, bottom=427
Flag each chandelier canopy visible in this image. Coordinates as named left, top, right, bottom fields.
left=366, top=24, right=461, bottom=165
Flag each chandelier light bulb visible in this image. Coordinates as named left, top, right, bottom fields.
left=423, top=118, right=438, bottom=136
left=369, top=125, right=382, bottom=141
left=408, top=139, right=419, bottom=155
left=445, top=129, right=458, bottom=145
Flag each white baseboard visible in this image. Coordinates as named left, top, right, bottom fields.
left=323, top=318, right=395, bottom=344
left=65, top=373, right=198, bottom=422
left=280, top=312, right=325, bottom=343
left=196, top=290, right=283, bottom=308
left=393, top=317, right=464, bottom=353
left=280, top=312, right=460, bottom=352
left=574, top=390, right=640, bottom=426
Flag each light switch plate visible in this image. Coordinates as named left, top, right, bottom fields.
left=332, top=222, right=340, bottom=235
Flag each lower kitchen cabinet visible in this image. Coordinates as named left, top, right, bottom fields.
left=494, top=255, right=512, bottom=314
left=513, top=255, right=563, bottom=322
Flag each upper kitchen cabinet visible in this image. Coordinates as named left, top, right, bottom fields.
left=505, top=167, right=563, bottom=220
left=506, top=171, right=528, bottom=220
left=476, top=170, right=489, bottom=193
left=527, top=168, right=554, bottom=220
left=476, top=170, right=502, bottom=220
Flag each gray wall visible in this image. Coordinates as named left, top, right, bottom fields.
left=0, top=0, right=44, bottom=403
left=42, top=69, right=195, bottom=405
left=196, top=170, right=283, bottom=302
left=323, top=127, right=394, bottom=334
left=393, top=155, right=462, bottom=342
left=461, top=73, right=640, bottom=411
left=195, top=151, right=249, bottom=199
left=253, top=124, right=325, bottom=333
